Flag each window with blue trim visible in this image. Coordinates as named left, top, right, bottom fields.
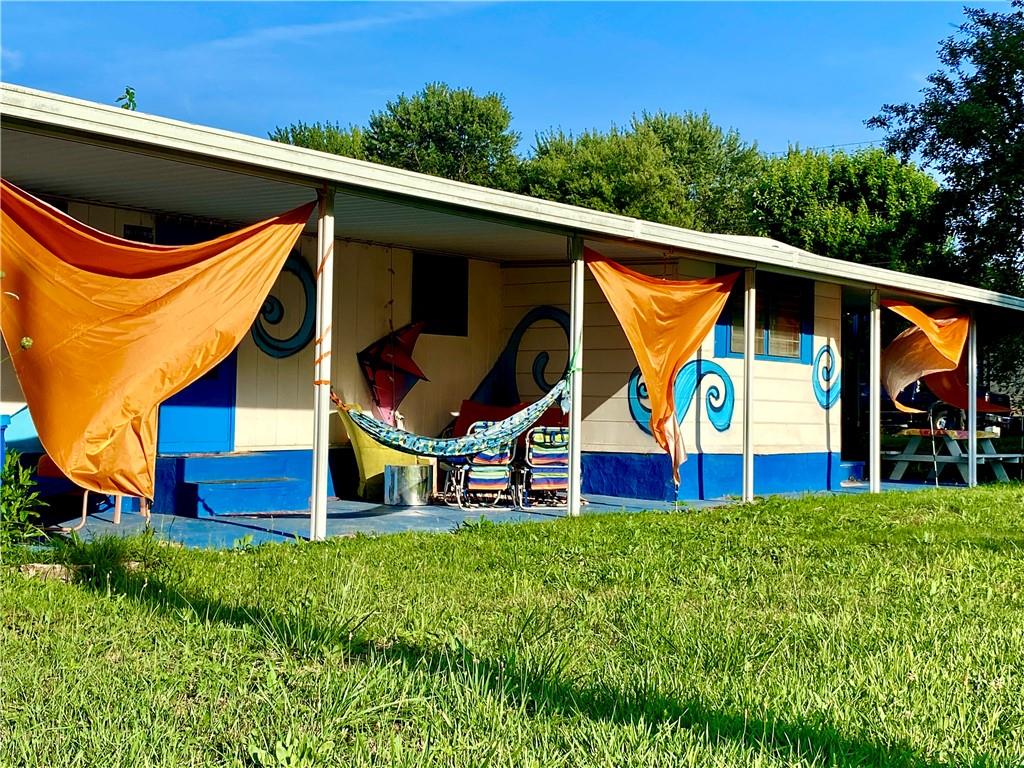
left=715, top=272, right=814, bottom=364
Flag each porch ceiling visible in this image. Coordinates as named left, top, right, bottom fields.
left=1, top=125, right=584, bottom=262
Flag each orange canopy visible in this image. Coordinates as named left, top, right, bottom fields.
left=880, top=300, right=1006, bottom=414
left=0, top=179, right=314, bottom=497
left=586, top=248, right=738, bottom=483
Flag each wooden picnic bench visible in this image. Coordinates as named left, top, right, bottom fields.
left=886, top=429, right=1022, bottom=483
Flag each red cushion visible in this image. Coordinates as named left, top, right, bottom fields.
left=451, top=400, right=568, bottom=439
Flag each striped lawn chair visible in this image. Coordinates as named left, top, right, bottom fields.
left=516, top=426, right=569, bottom=506
left=457, top=420, right=515, bottom=507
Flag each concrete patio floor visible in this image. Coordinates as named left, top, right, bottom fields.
left=52, top=481, right=942, bottom=550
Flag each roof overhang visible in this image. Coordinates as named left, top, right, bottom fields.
left=2, top=83, right=1023, bottom=313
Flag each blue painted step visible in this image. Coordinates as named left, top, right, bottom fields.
left=159, top=451, right=315, bottom=517
left=185, top=477, right=310, bottom=518
left=181, top=452, right=311, bottom=484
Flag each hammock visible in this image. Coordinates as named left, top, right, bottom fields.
left=342, top=377, right=570, bottom=458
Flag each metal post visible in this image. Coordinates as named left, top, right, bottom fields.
left=567, top=235, right=585, bottom=517
left=310, top=187, right=335, bottom=541
left=742, top=268, right=756, bottom=502
left=868, top=289, right=882, bottom=493
left=967, top=309, right=978, bottom=487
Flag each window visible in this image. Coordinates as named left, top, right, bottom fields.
left=716, top=273, right=812, bottom=363
left=411, top=252, right=469, bottom=337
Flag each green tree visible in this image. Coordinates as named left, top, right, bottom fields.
left=521, top=112, right=762, bottom=233
left=868, top=1, right=1024, bottom=297
left=751, top=147, right=949, bottom=275
left=522, top=124, right=692, bottom=226
left=363, top=82, right=521, bottom=189
left=641, top=112, right=764, bottom=233
left=268, top=121, right=365, bottom=160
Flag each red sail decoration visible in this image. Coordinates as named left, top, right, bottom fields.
left=0, top=178, right=314, bottom=497
left=357, top=322, right=429, bottom=425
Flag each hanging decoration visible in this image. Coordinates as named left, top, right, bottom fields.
left=880, top=300, right=1007, bottom=414
left=0, top=178, right=314, bottom=498
left=357, top=322, right=429, bottom=425
left=586, top=248, right=738, bottom=484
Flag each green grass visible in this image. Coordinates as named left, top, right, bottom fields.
left=3, top=486, right=1024, bottom=767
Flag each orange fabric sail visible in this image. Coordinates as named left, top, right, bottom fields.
left=880, top=301, right=969, bottom=413
left=586, top=248, right=738, bottom=484
left=880, top=300, right=1006, bottom=414
left=0, top=179, right=314, bottom=498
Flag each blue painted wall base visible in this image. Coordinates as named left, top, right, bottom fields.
left=583, top=450, right=845, bottom=501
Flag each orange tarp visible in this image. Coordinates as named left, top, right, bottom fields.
left=586, top=248, right=738, bottom=483
left=881, top=300, right=1006, bottom=413
left=0, top=179, right=314, bottom=498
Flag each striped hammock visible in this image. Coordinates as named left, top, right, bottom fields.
left=342, top=377, right=569, bottom=458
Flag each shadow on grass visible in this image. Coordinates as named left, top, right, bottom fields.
left=61, top=537, right=994, bottom=768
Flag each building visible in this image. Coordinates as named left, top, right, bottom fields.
left=2, top=84, right=1022, bottom=535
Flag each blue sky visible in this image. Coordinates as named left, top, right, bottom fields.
left=0, top=2, right=995, bottom=155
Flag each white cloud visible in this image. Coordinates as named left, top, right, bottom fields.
left=200, top=4, right=469, bottom=52
left=1, top=47, right=23, bottom=72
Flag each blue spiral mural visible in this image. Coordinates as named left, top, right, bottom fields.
left=628, top=359, right=735, bottom=435
left=469, top=306, right=571, bottom=406
left=812, top=344, right=841, bottom=409
left=251, top=252, right=317, bottom=358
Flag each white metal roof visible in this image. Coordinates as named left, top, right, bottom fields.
left=2, top=82, right=1022, bottom=312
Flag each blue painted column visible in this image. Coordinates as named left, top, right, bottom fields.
left=0, top=414, right=9, bottom=473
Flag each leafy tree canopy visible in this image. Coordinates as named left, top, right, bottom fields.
left=268, top=121, right=365, bottom=160
left=364, top=82, right=520, bottom=190
left=521, top=112, right=762, bottom=233
left=868, top=0, right=1024, bottom=296
left=752, top=147, right=948, bottom=275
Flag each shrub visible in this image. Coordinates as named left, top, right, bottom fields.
left=1, top=450, right=45, bottom=546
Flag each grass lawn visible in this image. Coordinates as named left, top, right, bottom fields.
left=2, top=486, right=1024, bottom=767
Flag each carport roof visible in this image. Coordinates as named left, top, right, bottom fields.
left=2, top=82, right=1022, bottom=313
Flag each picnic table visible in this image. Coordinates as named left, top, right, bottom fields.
left=886, top=429, right=1022, bottom=483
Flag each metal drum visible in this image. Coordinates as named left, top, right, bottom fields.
left=383, top=464, right=432, bottom=506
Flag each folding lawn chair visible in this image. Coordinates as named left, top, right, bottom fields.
left=515, top=426, right=569, bottom=507
left=449, top=420, right=516, bottom=508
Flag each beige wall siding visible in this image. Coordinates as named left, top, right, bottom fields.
left=235, top=239, right=503, bottom=449
left=502, top=260, right=842, bottom=457
left=233, top=235, right=318, bottom=450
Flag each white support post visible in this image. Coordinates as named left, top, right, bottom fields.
left=868, top=289, right=882, bottom=494
left=967, top=309, right=978, bottom=487
left=566, top=235, right=585, bottom=517
left=310, top=187, right=335, bottom=542
left=742, top=268, right=756, bottom=502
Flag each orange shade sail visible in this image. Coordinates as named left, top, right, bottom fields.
left=1, top=179, right=315, bottom=497
left=880, top=300, right=1006, bottom=414
left=586, top=248, right=738, bottom=483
